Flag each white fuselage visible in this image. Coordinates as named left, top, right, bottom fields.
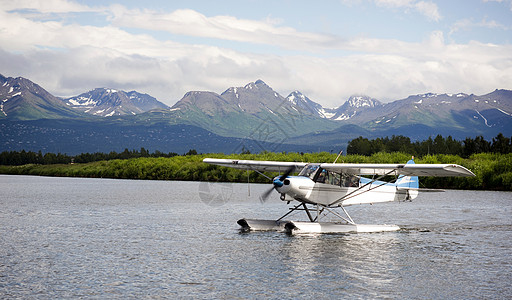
left=276, top=176, right=406, bottom=207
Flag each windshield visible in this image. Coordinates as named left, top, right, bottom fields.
left=298, top=164, right=319, bottom=179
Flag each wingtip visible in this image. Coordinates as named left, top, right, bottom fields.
left=446, top=164, right=476, bottom=177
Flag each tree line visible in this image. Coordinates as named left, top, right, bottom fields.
left=1, top=133, right=511, bottom=166
left=1, top=152, right=511, bottom=190
left=347, top=133, right=512, bottom=157
left=0, top=148, right=196, bottom=166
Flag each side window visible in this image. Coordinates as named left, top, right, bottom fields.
left=316, top=169, right=328, bottom=183
left=315, top=170, right=341, bottom=185
left=328, top=171, right=341, bottom=186
left=341, top=174, right=359, bottom=187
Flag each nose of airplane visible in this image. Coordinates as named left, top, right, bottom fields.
left=273, top=177, right=284, bottom=187
left=275, top=177, right=291, bottom=193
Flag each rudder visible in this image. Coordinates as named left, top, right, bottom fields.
left=396, top=158, right=419, bottom=200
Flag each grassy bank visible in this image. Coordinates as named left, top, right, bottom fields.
left=1, top=152, right=511, bottom=191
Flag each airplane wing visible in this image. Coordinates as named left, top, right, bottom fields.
left=203, top=158, right=308, bottom=173
left=320, top=163, right=475, bottom=177
left=204, top=158, right=475, bottom=177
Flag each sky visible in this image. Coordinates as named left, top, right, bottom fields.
left=0, top=0, right=511, bottom=108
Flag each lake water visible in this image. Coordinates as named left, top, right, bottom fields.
left=1, top=175, right=511, bottom=299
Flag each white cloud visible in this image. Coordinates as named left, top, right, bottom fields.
left=0, top=1, right=510, bottom=108
left=414, top=1, right=441, bottom=21
left=450, top=17, right=509, bottom=35
left=375, top=0, right=441, bottom=21
left=110, top=8, right=346, bottom=52
left=375, top=0, right=415, bottom=6
left=0, top=2, right=441, bottom=55
left=283, top=32, right=512, bottom=105
left=2, top=0, right=101, bottom=14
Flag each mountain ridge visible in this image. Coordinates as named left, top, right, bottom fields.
left=1, top=73, right=511, bottom=154
left=1, top=75, right=87, bottom=120
left=168, top=79, right=340, bottom=138
left=63, top=88, right=169, bottom=117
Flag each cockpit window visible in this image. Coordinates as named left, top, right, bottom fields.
left=315, top=169, right=342, bottom=185
left=341, top=174, right=359, bottom=187
left=298, top=164, right=319, bottom=179
left=299, top=165, right=360, bottom=187
left=315, top=169, right=328, bottom=183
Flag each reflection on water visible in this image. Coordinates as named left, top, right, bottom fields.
left=282, top=233, right=402, bottom=296
left=0, top=175, right=511, bottom=299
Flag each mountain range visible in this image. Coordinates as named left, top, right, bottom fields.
left=64, top=88, right=169, bottom=117
left=1, top=74, right=511, bottom=154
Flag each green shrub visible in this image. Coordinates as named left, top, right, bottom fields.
left=1, top=152, right=510, bottom=191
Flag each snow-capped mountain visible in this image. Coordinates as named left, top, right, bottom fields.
left=171, top=79, right=294, bottom=117
left=64, top=88, right=169, bottom=117
left=218, top=79, right=302, bottom=115
left=169, top=80, right=339, bottom=138
left=286, top=91, right=337, bottom=119
left=2, top=74, right=511, bottom=155
left=327, top=95, right=382, bottom=121
left=0, top=74, right=84, bottom=119
left=358, top=90, right=512, bottom=132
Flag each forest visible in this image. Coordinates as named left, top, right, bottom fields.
left=1, top=134, right=511, bottom=166
left=346, top=133, right=512, bottom=157
left=0, top=148, right=183, bottom=166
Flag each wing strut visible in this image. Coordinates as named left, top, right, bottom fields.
left=303, top=203, right=314, bottom=222
left=313, top=205, right=355, bottom=225
left=276, top=202, right=305, bottom=222
left=253, top=169, right=272, bottom=180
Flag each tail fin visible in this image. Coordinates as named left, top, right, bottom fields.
left=396, top=158, right=419, bottom=200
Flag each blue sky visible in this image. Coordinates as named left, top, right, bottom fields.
left=1, top=0, right=511, bottom=107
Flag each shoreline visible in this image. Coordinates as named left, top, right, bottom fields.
left=1, top=152, right=510, bottom=191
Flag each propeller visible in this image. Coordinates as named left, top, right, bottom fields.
left=259, top=166, right=295, bottom=203
left=279, top=166, right=295, bottom=182
left=259, top=186, right=275, bottom=203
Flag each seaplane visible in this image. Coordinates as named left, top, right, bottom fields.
left=203, top=156, right=475, bottom=234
